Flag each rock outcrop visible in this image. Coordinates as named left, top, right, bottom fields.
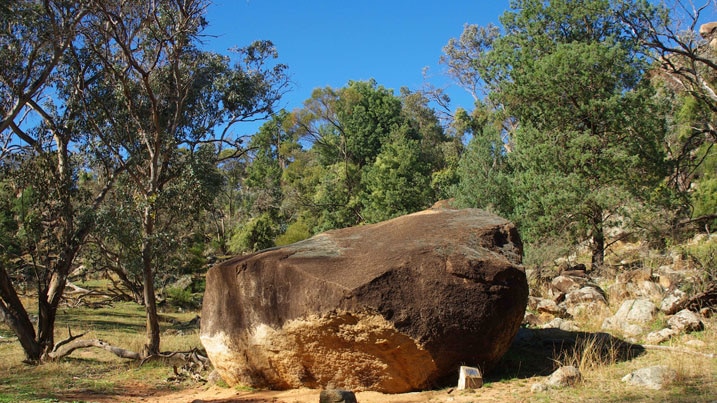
left=200, top=207, right=528, bottom=393
left=700, top=22, right=717, bottom=50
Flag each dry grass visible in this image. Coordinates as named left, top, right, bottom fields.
left=525, top=307, right=717, bottom=402
left=0, top=300, right=206, bottom=403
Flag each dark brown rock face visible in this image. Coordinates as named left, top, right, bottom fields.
left=200, top=207, right=528, bottom=393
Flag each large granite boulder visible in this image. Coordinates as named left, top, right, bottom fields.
left=200, top=207, right=528, bottom=393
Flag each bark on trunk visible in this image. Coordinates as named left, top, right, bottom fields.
left=141, top=206, right=161, bottom=357
left=0, top=266, right=42, bottom=361
left=37, top=294, right=58, bottom=356
left=142, top=262, right=161, bottom=356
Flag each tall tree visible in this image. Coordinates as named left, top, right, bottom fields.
left=228, top=111, right=298, bottom=253
left=453, top=105, right=513, bottom=216
left=617, top=0, right=717, bottom=226
left=79, top=0, right=288, bottom=355
left=360, top=126, right=432, bottom=222
left=285, top=80, right=450, bottom=232
left=291, top=80, right=402, bottom=229
left=0, top=0, right=120, bottom=362
left=445, top=0, right=669, bottom=268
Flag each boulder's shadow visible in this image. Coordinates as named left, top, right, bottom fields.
left=486, top=326, right=645, bottom=381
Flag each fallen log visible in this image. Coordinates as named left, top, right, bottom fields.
left=48, top=338, right=142, bottom=360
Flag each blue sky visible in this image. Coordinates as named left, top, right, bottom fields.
left=204, top=1, right=510, bottom=135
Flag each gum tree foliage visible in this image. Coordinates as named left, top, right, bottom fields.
left=228, top=80, right=457, bottom=253
left=288, top=80, right=453, bottom=231
left=444, top=0, right=669, bottom=269
left=289, top=80, right=407, bottom=230
left=85, top=145, right=223, bottom=305
left=228, top=110, right=299, bottom=253
left=0, top=0, right=111, bottom=362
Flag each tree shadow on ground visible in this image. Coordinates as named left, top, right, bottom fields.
left=486, top=326, right=645, bottom=381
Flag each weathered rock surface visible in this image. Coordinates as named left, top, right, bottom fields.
left=701, top=22, right=717, bottom=50
left=660, top=289, right=687, bottom=314
left=622, top=366, right=677, bottom=390
left=531, top=365, right=581, bottom=392
left=602, top=299, right=657, bottom=337
left=200, top=207, right=528, bottom=393
left=645, top=328, right=678, bottom=345
left=667, top=309, right=704, bottom=333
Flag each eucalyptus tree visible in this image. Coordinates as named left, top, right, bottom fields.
left=290, top=80, right=404, bottom=229
left=0, top=0, right=123, bottom=362
left=86, top=145, right=223, bottom=305
left=78, top=0, right=288, bottom=355
left=226, top=111, right=298, bottom=253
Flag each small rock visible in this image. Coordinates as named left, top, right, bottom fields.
left=560, top=286, right=608, bottom=318
left=319, top=389, right=357, bottom=403
left=645, top=328, right=677, bottom=344
left=622, top=366, right=677, bottom=390
left=205, top=370, right=223, bottom=385
left=545, top=365, right=581, bottom=388
left=668, top=309, right=704, bottom=333
left=536, top=298, right=565, bottom=316
left=622, top=324, right=646, bottom=338
left=541, top=317, right=579, bottom=332
left=602, top=299, right=657, bottom=337
left=636, top=280, right=664, bottom=300
left=562, top=286, right=606, bottom=305
left=531, top=382, right=548, bottom=393
left=549, top=275, right=587, bottom=298
left=624, top=299, right=658, bottom=323
left=660, top=289, right=687, bottom=314
left=523, top=312, right=541, bottom=327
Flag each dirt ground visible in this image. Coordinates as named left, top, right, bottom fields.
left=64, top=382, right=531, bottom=403
left=56, top=327, right=599, bottom=403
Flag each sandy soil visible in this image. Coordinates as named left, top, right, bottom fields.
left=63, top=382, right=533, bottom=403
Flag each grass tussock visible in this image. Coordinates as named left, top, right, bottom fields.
left=554, top=333, right=625, bottom=374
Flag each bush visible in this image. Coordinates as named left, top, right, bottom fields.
left=275, top=217, right=312, bottom=246
left=165, top=286, right=200, bottom=310
left=228, top=213, right=279, bottom=253
left=680, top=235, right=717, bottom=293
